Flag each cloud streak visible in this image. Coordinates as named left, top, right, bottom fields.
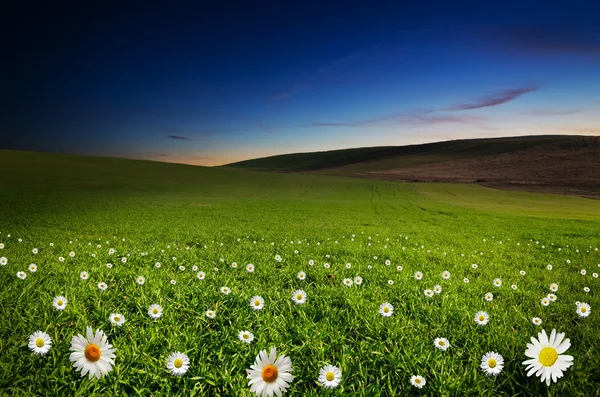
left=167, top=135, right=193, bottom=140
left=443, top=86, right=539, bottom=111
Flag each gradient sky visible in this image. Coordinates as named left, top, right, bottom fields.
left=2, top=1, right=600, bottom=166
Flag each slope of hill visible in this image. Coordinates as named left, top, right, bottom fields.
left=224, top=135, right=599, bottom=198
left=223, top=135, right=570, bottom=172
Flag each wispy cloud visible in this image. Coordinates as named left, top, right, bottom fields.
left=522, top=108, right=580, bottom=116
left=311, top=114, right=488, bottom=127
left=442, top=86, right=539, bottom=111
left=167, top=135, right=193, bottom=140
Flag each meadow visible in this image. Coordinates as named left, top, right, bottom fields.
left=0, top=150, right=599, bottom=396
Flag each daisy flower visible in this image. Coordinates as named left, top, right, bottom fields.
left=414, top=271, right=423, bottom=280
left=345, top=263, right=351, bottom=269
left=170, top=280, right=176, bottom=285
left=410, top=375, right=426, bottom=389
left=28, top=263, right=37, bottom=272
left=576, top=302, right=591, bottom=318
left=246, top=347, right=293, bottom=397
left=396, top=266, right=403, bottom=271
left=512, top=284, right=518, bottom=290
left=424, top=289, right=434, bottom=298
left=441, top=270, right=450, bottom=280
left=221, top=286, right=231, bottom=295
left=29, top=331, right=52, bottom=355
left=239, top=330, right=254, bottom=344
left=387, top=280, right=394, bottom=285
left=69, top=327, right=116, bottom=379
left=318, top=364, right=342, bottom=389
left=291, top=290, right=307, bottom=305
left=192, top=265, right=199, bottom=271
left=148, top=304, right=163, bottom=319
left=532, top=317, right=542, bottom=326
left=523, top=329, right=574, bottom=386
left=275, top=254, right=282, bottom=262
left=583, top=287, right=590, bottom=293
left=343, top=278, right=353, bottom=287
left=520, top=270, right=526, bottom=276
left=354, top=276, right=363, bottom=285
left=167, top=352, right=190, bottom=376
left=155, top=262, right=161, bottom=268
left=474, top=311, right=489, bottom=326
left=0, top=257, right=7, bottom=266
left=179, top=265, right=185, bottom=271
left=17, top=271, right=26, bottom=280
left=547, top=294, right=557, bottom=302
left=109, top=313, right=125, bottom=326
left=136, top=276, right=145, bottom=285
left=550, top=283, right=558, bottom=292
left=481, top=351, right=504, bottom=376
left=106, top=263, right=113, bottom=269
left=53, top=296, right=68, bottom=310
left=108, top=248, right=115, bottom=255
left=463, top=278, right=469, bottom=283
left=69, top=251, right=75, bottom=258
left=541, top=298, right=550, bottom=306
left=98, top=282, right=108, bottom=290
left=433, top=285, right=442, bottom=294
left=197, top=271, right=206, bottom=280
left=324, top=263, right=330, bottom=269
left=308, top=259, right=314, bottom=266
left=485, top=293, right=494, bottom=302
left=580, top=269, right=587, bottom=276
left=246, top=264, right=255, bottom=272
left=297, top=271, right=306, bottom=280
left=472, top=263, right=478, bottom=269
left=434, top=337, right=450, bottom=351
left=120, top=257, right=127, bottom=264
left=493, top=278, right=502, bottom=287
left=593, top=273, right=598, bottom=278
left=206, top=310, right=216, bottom=318
left=379, top=302, right=393, bottom=317
left=251, top=296, right=265, bottom=311
left=80, top=271, right=89, bottom=280
left=546, top=264, right=553, bottom=271
left=32, top=248, right=38, bottom=254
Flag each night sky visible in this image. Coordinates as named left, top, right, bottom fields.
left=2, top=1, right=600, bottom=166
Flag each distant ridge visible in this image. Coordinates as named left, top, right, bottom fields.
left=224, top=135, right=600, bottom=198
left=223, top=135, right=570, bottom=172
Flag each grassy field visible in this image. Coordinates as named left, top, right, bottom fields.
left=0, top=150, right=599, bottom=396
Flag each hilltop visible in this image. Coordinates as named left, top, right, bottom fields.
left=224, top=135, right=600, bottom=198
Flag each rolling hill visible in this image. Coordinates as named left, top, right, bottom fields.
left=224, top=135, right=600, bottom=198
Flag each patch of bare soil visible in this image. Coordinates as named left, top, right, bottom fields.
left=357, top=136, right=600, bottom=199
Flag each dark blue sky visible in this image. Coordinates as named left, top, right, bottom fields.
left=2, top=1, right=599, bottom=165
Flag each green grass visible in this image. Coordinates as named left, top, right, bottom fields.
left=0, top=150, right=599, bottom=396
left=223, top=135, right=570, bottom=173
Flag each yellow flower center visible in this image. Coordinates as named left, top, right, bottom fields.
left=173, top=358, right=183, bottom=368
left=488, top=358, right=497, bottom=368
left=84, top=344, right=101, bottom=362
left=479, top=315, right=485, bottom=321
left=152, top=308, right=158, bottom=314
left=296, top=294, right=303, bottom=300
left=581, top=307, right=587, bottom=313
left=57, top=300, right=63, bottom=306
left=254, top=300, right=261, bottom=306
left=114, top=317, right=120, bottom=322
left=262, top=364, right=278, bottom=383
left=539, top=347, right=558, bottom=367
left=35, top=338, right=45, bottom=347
left=383, top=307, right=389, bottom=313
left=415, top=378, right=421, bottom=384
left=326, top=371, right=335, bottom=381
left=439, top=341, right=445, bottom=346
left=243, top=333, right=249, bottom=339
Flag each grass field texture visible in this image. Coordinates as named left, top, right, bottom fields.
left=0, top=150, right=598, bottom=396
